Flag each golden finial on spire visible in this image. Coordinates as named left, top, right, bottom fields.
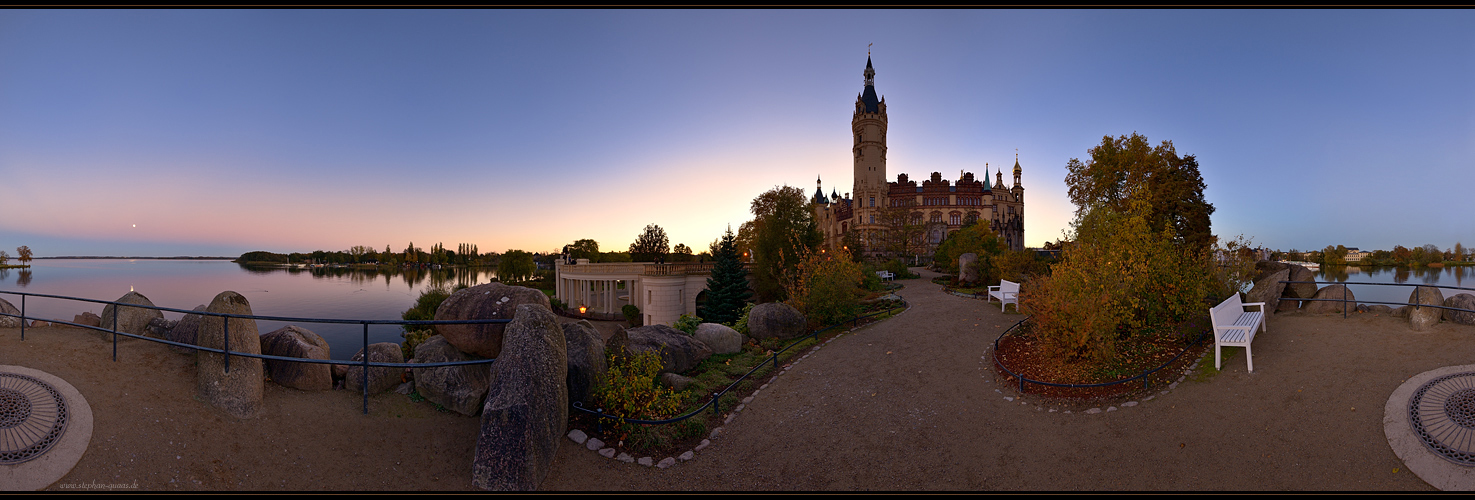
left=868, top=43, right=872, bottom=56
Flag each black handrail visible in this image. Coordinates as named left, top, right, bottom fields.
left=569, top=290, right=910, bottom=434
left=0, top=289, right=509, bottom=414
left=1278, top=280, right=1475, bottom=319
left=991, top=316, right=1210, bottom=395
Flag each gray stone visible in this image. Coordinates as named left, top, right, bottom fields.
left=1245, top=269, right=1289, bottom=313
left=679, top=451, right=694, bottom=461
left=586, top=437, right=604, bottom=451
left=1086, top=408, right=1102, bottom=414
left=617, top=453, right=634, bottom=463
left=472, top=304, right=567, bottom=491
left=657, top=457, right=676, bottom=468
left=0, top=298, right=19, bottom=328
left=660, top=372, right=696, bottom=391
left=694, top=439, right=710, bottom=452
left=259, top=325, right=333, bottom=391
left=562, top=320, right=607, bottom=407
left=567, top=429, right=588, bottom=445
left=1409, top=286, right=1446, bottom=331
left=621, top=324, right=713, bottom=374
left=1283, top=265, right=1318, bottom=299
left=1354, top=304, right=1370, bottom=313
left=958, top=253, right=979, bottom=284
left=436, top=282, right=551, bottom=359
left=598, top=448, right=616, bottom=458
left=395, top=381, right=415, bottom=395
left=1367, top=304, right=1393, bottom=315
left=1304, top=285, right=1356, bottom=314
left=99, top=291, right=165, bottom=341
left=195, top=291, right=264, bottom=419
left=1442, top=293, right=1475, bottom=325
left=411, top=335, right=489, bottom=416
left=747, top=302, right=807, bottom=340
left=345, top=343, right=405, bottom=396
left=145, top=317, right=176, bottom=339
left=167, top=306, right=207, bottom=354
left=73, top=311, right=102, bottom=329
left=638, top=457, right=653, bottom=467
left=1393, top=306, right=1411, bottom=318
left=693, top=323, right=743, bottom=354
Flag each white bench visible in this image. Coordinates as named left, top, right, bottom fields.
left=1210, top=294, right=1267, bottom=372
left=876, top=271, right=894, bottom=282
left=988, top=279, right=1019, bottom=312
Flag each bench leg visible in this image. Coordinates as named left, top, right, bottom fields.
left=1215, top=344, right=1221, bottom=370
left=1245, top=345, right=1253, bottom=373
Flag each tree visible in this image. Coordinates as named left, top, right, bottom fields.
left=1064, top=133, right=1216, bottom=254
left=1421, top=244, right=1443, bottom=265
left=932, top=222, right=1005, bottom=281
left=670, top=243, right=693, bottom=263
left=749, top=185, right=823, bottom=303
left=699, top=226, right=753, bottom=325
left=497, top=250, right=536, bottom=283
left=1321, top=245, right=1346, bottom=266
left=566, top=239, right=600, bottom=262
left=1457, top=242, right=1466, bottom=262
left=878, top=199, right=926, bottom=259
left=0, top=250, right=8, bottom=265
left=629, top=224, right=670, bottom=263
left=15, top=246, right=32, bottom=264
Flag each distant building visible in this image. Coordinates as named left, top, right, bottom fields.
left=1346, top=247, right=1368, bottom=263
left=812, top=56, right=1025, bottom=259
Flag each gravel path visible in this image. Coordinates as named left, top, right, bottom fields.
left=541, top=268, right=1458, bottom=491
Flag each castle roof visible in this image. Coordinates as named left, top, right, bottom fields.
left=859, top=57, right=880, bottom=113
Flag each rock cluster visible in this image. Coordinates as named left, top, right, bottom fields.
left=1445, top=293, right=1475, bottom=325
left=435, top=282, right=551, bottom=359
left=260, top=325, right=333, bottom=391
left=615, top=324, right=713, bottom=374
left=411, top=335, right=489, bottom=416
left=99, top=291, right=164, bottom=341
left=345, top=342, right=405, bottom=395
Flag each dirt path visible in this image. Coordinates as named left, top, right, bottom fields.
left=3, top=268, right=1468, bottom=490
left=540, top=268, right=1454, bottom=490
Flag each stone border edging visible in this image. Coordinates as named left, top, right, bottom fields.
left=561, top=300, right=912, bottom=469
left=1384, top=363, right=1475, bottom=491
left=0, top=365, right=94, bottom=491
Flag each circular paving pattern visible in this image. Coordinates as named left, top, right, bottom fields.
left=1409, top=373, right=1475, bottom=466
left=0, top=372, right=69, bottom=466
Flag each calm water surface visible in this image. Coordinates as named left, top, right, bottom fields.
left=0, top=259, right=498, bottom=359
left=1311, top=265, right=1474, bottom=307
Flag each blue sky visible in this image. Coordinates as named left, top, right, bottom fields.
left=1, top=9, right=1471, bottom=258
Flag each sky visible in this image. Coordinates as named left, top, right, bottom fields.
left=1, top=9, right=1472, bottom=258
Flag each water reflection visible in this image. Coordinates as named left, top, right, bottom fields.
left=235, top=263, right=496, bottom=291
left=1394, top=267, right=1409, bottom=284
left=16, top=270, right=31, bottom=287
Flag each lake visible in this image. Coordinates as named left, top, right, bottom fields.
left=0, top=259, right=498, bottom=360
left=1310, top=265, right=1474, bottom=308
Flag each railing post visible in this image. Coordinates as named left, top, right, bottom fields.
left=223, top=314, right=230, bottom=373
left=19, top=295, right=24, bottom=341
left=1343, top=285, right=1348, bottom=319
left=362, top=322, right=370, bottom=415
left=596, top=408, right=604, bottom=434
left=112, top=304, right=119, bottom=362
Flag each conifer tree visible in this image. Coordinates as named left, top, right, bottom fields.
left=700, top=226, right=753, bottom=325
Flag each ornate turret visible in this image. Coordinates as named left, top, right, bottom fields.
left=1013, top=154, right=1023, bottom=188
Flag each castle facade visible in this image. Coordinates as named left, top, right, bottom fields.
left=812, top=57, right=1026, bottom=259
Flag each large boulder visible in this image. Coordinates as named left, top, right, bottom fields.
left=1245, top=269, right=1289, bottom=313
left=435, top=283, right=551, bottom=359
left=195, top=291, right=264, bottom=419
left=411, top=335, right=490, bottom=416
left=694, top=322, right=743, bottom=355
left=472, top=304, right=567, bottom=491
left=958, top=253, right=979, bottom=284
left=747, top=302, right=807, bottom=340
left=1281, top=265, right=1318, bottom=299
left=1444, top=293, right=1475, bottom=325
left=0, top=298, right=19, bottom=328
left=167, top=305, right=207, bottom=355
left=1254, top=260, right=1291, bottom=277
left=260, top=325, right=333, bottom=391
left=146, top=317, right=176, bottom=339
left=1409, top=286, right=1446, bottom=331
left=345, top=343, right=405, bottom=395
left=99, top=291, right=164, bottom=341
left=1304, top=285, right=1356, bottom=314
left=1276, top=297, right=1302, bottom=313
left=561, top=320, right=606, bottom=407
left=621, top=324, right=713, bottom=375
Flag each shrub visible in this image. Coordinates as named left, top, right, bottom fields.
left=400, top=285, right=452, bottom=358
left=673, top=313, right=701, bottom=335
left=592, top=350, right=686, bottom=437
left=622, top=304, right=641, bottom=326
left=883, top=259, right=918, bottom=279
left=784, top=246, right=864, bottom=328
left=729, top=302, right=755, bottom=335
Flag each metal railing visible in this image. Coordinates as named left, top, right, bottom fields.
left=570, top=289, right=910, bottom=433
left=0, top=290, right=509, bottom=414
left=991, top=316, right=1210, bottom=395
left=1278, top=281, right=1475, bottom=319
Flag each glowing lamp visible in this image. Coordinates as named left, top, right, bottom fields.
left=579, top=305, right=587, bottom=314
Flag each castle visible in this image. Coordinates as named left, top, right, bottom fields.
left=812, top=56, right=1026, bottom=260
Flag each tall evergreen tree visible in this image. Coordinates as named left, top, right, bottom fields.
left=700, top=226, right=752, bottom=325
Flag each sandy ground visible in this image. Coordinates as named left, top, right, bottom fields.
left=3, top=268, right=1470, bottom=491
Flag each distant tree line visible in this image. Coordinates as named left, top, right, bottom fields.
left=1274, top=242, right=1469, bottom=267
left=235, top=242, right=497, bottom=267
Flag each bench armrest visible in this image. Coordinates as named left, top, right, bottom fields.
left=1243, top=302, right=1266, bottom=312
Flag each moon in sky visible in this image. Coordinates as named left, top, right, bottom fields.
left=132, top=224, right=136, bottom=228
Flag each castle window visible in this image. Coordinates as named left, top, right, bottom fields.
left=869, top=214, right=875, bottom=224
left=950, top=213, right=960, bottom=226
left=869, top=197, right=875, bottom=207
left=930, top=213, right=941, bottom=223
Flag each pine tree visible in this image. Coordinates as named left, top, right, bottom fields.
left=700, top=226, right=753, bottom=325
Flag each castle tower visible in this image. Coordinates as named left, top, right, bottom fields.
left=853, top=56, right=888, bottom=239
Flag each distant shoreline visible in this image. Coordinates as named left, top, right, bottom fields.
left=32, top=256, right=237, bottom=260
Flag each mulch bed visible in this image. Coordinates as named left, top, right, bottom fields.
left=992, top=320, right=1211, bottom=403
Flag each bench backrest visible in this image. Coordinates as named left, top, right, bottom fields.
left=1211, top=294, right=1245, bottom=328
left=999, top=280, right=1019, bottom=293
